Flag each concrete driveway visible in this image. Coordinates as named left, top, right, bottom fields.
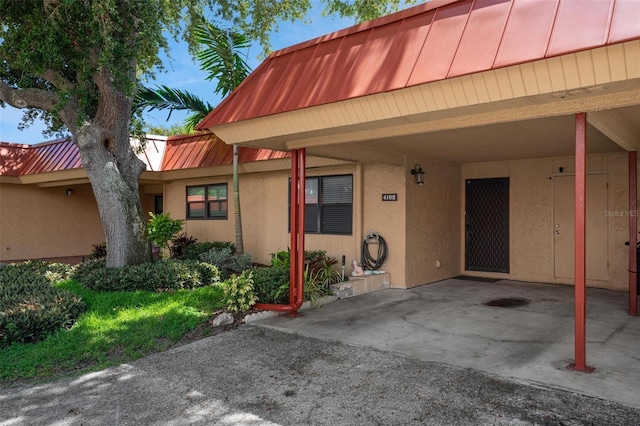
left=255, top=278, right=640, bottom=409
left=2, top=278, right=639, bottom=425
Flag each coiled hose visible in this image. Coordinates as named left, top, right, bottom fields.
left=361, top=231, right=387, bottom=270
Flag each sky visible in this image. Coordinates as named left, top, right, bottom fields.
left=0, top=5, right=361, bottom=145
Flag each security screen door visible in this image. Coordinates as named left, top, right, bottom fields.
left=465, top=178, right=509, bottom=273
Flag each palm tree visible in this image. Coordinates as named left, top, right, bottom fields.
left=136, top=22, right=252, bottom=254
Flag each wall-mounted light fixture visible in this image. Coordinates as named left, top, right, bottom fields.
left=66, top=188, right=73, bottom=196
left=411, top=164, right=425, bottom=186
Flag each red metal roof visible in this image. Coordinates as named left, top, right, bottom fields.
left=0, top=139, right=79, bottom=176
left=198, top=0, right=640, bottom=129
left=161, top=131, right=289, bottom=171
left=0, top=132, right=289, bottom=176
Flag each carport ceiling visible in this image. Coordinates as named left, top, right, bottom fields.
left=307, top=111, right=631, bottom=165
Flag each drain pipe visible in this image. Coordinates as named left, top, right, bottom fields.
left=255, top=149, right=306, bottom=314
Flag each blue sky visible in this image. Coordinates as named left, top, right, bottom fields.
left=0, top=6, right=360, bottom=145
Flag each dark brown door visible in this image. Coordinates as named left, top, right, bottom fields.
left=465, top=178, right=509, bottom=273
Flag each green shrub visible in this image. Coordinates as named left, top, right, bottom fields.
left=73, top=260, right=220, bottom=292
left=89, top=242, right=107, bottom=260
left=169, top=234, right=197, bottom=260
left=264, top=250, right=340, bottom=305
left=251, top=267, right=290, bottom=304
left=199, top=247, right=252, bottom=280
left=270, top=250, right=290, bottom=269
left=222, top=270, right=256, bottom=313
left=185, top=241, right=236, bottom=260
left=0, top=262, right=86, bottom=348
left=148, top=213, right=184, bottom=253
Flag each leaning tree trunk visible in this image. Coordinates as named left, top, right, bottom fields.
left=75, top=74, right=152, bottom=268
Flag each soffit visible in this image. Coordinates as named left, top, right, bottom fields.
left=313, top=114, right=625, bottom=165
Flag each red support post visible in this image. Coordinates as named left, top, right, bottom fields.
left=253, top=149, right=305, bottom=314
left=296, top=149, right=306, bottom=309
left=629, top=151, right=638, bottom=316
left=290, top=149, right=299, bottom=307
left=568, top=112, right=594, bottom=373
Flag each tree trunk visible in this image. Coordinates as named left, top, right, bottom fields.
left=233, top=145, right=244, bottom=255
left=74, top=73, right=152, bottom=268
left=76, top=123, right=151, bottom=267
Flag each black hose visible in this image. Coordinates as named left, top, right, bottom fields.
left=361, top=232, right=387, bottom=271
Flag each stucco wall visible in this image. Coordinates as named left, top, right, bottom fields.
left=462, top=153, right=633, bottom=290
left=0, top=183, right=104, bottom=261
left=405, top=158, right=461, bottom=287
left=164, top=165, right=360, bottom=268
left=362, top=163, right=407, bottom=286
left=165, top=175, right=236, bottom=247
left=608, top=153, right=636, bottom=291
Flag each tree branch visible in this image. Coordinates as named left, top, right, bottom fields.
left=40, top=70, right=75, bottom=92
left=0, top=80, right=60, bottom=111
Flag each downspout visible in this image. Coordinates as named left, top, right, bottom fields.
left=254, top=149, right=306, bottom=314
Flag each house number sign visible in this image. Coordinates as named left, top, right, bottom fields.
left=382, top=193, right=398, bottom=202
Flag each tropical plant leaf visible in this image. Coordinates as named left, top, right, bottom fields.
left=134, top=85, right=214, bottom=133
left=194, top=23, right=252, bottom=98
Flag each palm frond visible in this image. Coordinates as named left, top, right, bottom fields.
left=194, top=23, right=252, bottom=98
left=134, top=85, right=214, bottom=121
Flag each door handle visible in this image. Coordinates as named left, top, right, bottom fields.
left=555, top=230, right=560, bottom=234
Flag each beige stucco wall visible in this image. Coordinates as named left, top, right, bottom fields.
left=0, top=183, right=104, bottom=261
left=163, top=160, right=461, bottom=288
left=362, top=163, right=407, bottom=286
left=164, top=164, right=361, bottom=269
left=461, top=153, right=633, bottom=290
left=405, top=158, right=461, bottom=287
left=165, top=175, right=236, bottom=246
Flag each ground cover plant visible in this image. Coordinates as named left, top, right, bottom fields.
left=0, top=262, right=225, bottom=383
left=252, top=250, right=342, bottom=305
left=0, top=261, right=83, bottom=348
left=72, top=259, right=219, bottom=292
left=199, top=246, right=252, bottom=280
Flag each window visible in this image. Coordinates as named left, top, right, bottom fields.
left=154, top=195, right=163, bottom=215
left=290, top=175, right=353, bottom=235
left=186, top=184, right=228, bottom=219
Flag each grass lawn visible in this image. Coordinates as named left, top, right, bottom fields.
left=0, top=280, right=224, bottom=384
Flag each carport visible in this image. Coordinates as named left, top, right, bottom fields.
left=198, top=0, right=640, bottom=373
left=253, top=278, right=640, bottom=409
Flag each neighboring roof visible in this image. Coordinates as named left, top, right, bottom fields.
left=0, top=132, right=289, bottom=177
left=0, top=139, right=80, bottom=176
left=198, top=0, right=640, bottom=130
left=161, top=132, right=289, bottom=171
left=0, top=136, right=167, bottom=176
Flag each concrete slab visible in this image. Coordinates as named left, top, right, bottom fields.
left=254, top=278, right=640, bottom=409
